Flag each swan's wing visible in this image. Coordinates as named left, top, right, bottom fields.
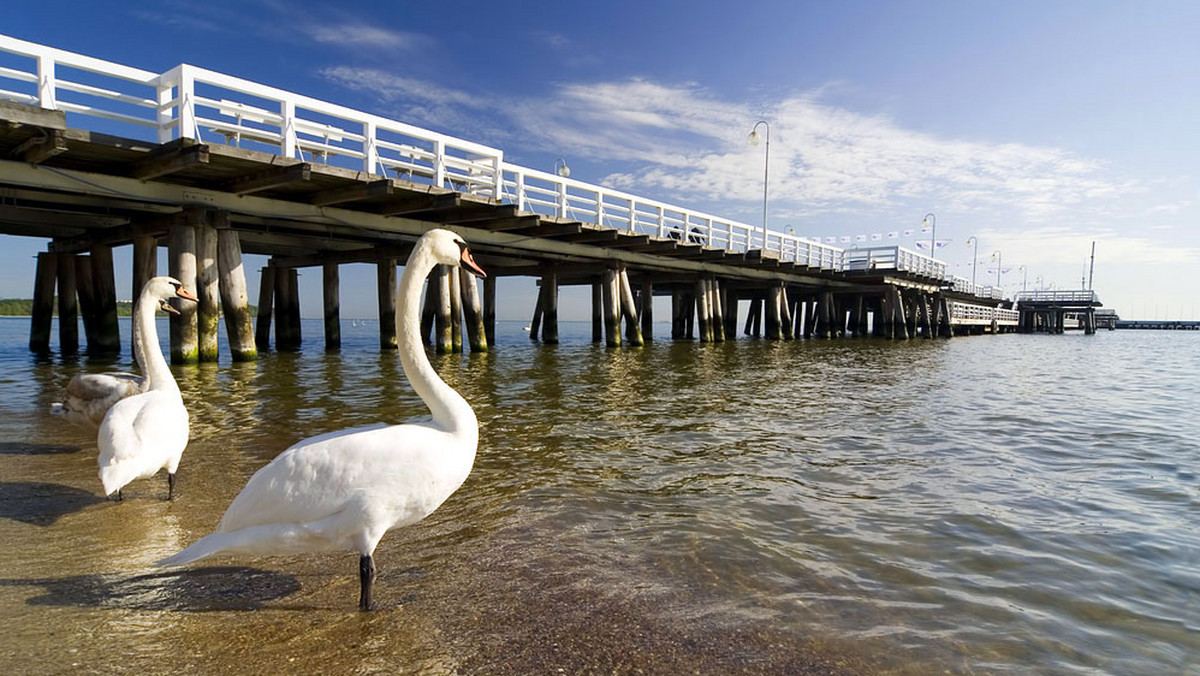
left=98, top=392, right=188, bottom=465
left=216, top=422, right=452, bottom=533
left=66, top=372, right=143, bottom=400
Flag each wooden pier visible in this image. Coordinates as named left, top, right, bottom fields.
left=0, top=34, right=1057, bottom=361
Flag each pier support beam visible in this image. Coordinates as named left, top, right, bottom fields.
left=89, top=245, right=120, bottom=354
left=461, top=268, right=488, bottom=352
left=74, top=256, right=98, bottom=352
left=168, top=222, right=199, bottom=363
left=196, top=218, right=221, bottom=362
left=213, top=217, right=257, bottom=361
left=592, top=281, right=603, bottom=342
left=55, top=252, right=79, bottom=355
left=640, top=279, right=654, bottom=341
left=711, top=279, right=725, bottom=342
left=695, top=278, right=713, bottom=343
left=323, top=262, right=340, bottom=351
left=618, top=267, right=642, bottom=346
left=377, top=258, right=397, bottom=350
left=275, top=267, right=302, bottom=352
left=483, top=276, right=496, bottom=347
left=449, top=267, right=464, bottom=352
left=540, top=269, right=559, bottom=345
left=602, top=268, right=621, bottom=347
left=29, top=252, right=56, bottom=353
left=255, top=265, right=275, bottom=351
left=434, top=265, right=453, bottom=354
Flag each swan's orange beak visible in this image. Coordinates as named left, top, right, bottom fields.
left=460, top=246, right=487, bottom=278
left=175, top=287, right=199, bottom=303
left=159, top=299, right=180, bottom=315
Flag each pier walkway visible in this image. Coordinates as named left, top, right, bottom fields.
left=0, top=34, right=1067, bottom=360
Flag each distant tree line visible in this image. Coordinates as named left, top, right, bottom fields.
left=0, top=298, right=255, bottom=317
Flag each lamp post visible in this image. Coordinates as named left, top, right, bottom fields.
left=747, top=120, right=770, bottom=251
left=991, top=250, right=1003, bottom=288
left=553, top=157, right=571, bottom=178
left=923, top=212, right=936, bottom=258
left=1019, top=265, right=1028, bottom=292
left=965, top=235, right=978, bottom=288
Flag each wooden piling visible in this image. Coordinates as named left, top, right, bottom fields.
left=30, top=251, right=56, bottom=353
left=602, top=268, right=620, bottom=347
left=640, top=279, right=654, bottom=341
left=711, top=279, right=725, bottom=342
left=74, top=255, right=98, bottom=351
left=695, top=278, right=712, bottom=342
left=55, top=252, right=79, bottom=355
left=89, top=244, right=120, bottom=354
left=377, top=258, right=397, bottom=350
left=483, top=275, right=496, bottom=347
left=765, top=286, right=782, bottom=340
left=541, top=269, right=559, bottom=345
left=449, top=266, right=464, bottom=352
left=592, top=281, right=603, bottom=342
left=213, top=221, right=257, bottom=361
left=529, top=282, right=545, bottom=341
left=323, top=262, right=340, bottom=351
left=671, top=288, right=685, bottom=339
left=275, top=267, right=302, bottom=352
left=196, top=220, right=221, bottom=362
left=168, top=222, right=199, bottom=363
left=461, top=268, right=488, bottom=352
left=255, top=265, right=275, bottom=351
left=778, top=285, right=792, bottom=340
left=132, top=231, right=157, bottom=357
left=435, top=265, right=453, bottom=353
left=618, top=267, right=642, bottom=346
left=421, top=274, right=436, bottom=346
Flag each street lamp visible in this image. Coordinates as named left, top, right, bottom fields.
left=923, top=212, right=936, bottom=258
left=1018, top=265, right=1028, bottom=292
left=991, top=250, right=1003, bottom=287
left=553, top=157, right=571, bottom=178
left=747, top=120, right=770, bottom=250
left=965, top=235, right=979, bottom=288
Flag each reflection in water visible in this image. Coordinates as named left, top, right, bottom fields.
left=1, top=319, right=1198, bottom=674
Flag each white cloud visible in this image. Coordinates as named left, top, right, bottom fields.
left=302, top=24, right=429, bottom=51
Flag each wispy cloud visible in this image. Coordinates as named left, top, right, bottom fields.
left=300, top=24, right=431, bottom=51
left=316, top=69, right=1145, bottom=233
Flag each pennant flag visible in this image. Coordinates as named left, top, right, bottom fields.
left=825, top=237, right=836, bottom=244
left=921, top=225, right=932, bottom=234
left=903, top=229, right=914, bottom=237
left=871, top=233, right=882, bottom=241
left=855, top=234, right=866, bottom=243
left=840, top=236, right=851, bottom=243
left=887, top=231, right=899, bottom=239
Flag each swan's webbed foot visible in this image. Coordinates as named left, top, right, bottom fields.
left=167, top=472, right=176, bottom=500
left=114, top=489, right=123, bottom=502
left=359, top=554, right=376, bottom=611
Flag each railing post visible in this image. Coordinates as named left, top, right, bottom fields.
left=595, top=189, right=604, bottom=227
left=558, top=179, right=568, bottom=218
left=37, top=54, right=56, bottom=109
left=363, top=120, right=378, bottom=174
left=433, top=139, right=445, bottom=188
left=281, top=98, right=297, bottom=159
left=156, top=74, right=174, bottom=143
left=178, top=65, right=196, bottom=141
left=492, top=152, right=503, bottom=201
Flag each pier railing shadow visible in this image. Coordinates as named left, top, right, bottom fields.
left=0, top=481, right=104, bottom=526
left=0, top=566, right=301, bottom=611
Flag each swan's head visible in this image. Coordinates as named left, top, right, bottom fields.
left=144, top=276, right=199, bottom=314
left=423, top=229, right=487, bottom=278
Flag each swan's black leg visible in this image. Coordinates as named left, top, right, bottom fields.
left=167, top=472, right=176, bottom=500
left=115, top=489, right=123, bottom=502
left=359, top=554, right=376, bottom=611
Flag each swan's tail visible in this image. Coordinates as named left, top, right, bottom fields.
left=155, top=523, right=330, bottom=568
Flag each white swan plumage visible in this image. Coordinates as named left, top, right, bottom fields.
left=49, top=287, right=185, bottom=429
left=156, top=228, right=487, bottom=610
left=96, top=276, right=198, bottom=500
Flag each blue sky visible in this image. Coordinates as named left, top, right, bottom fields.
left=3, top=0, right=1198, bottom=321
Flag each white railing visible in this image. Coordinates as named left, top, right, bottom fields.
left=843, top=246, right=948, bottom=279
left=1014, top=290, right=1101, bottom=305
left=949, top=302, right=1019, bottom=325
left=2, top=32, right=963, bottom=282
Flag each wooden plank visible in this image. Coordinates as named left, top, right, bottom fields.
left=131, top=142, right=210, bottom=180
left=375, top=192, right=460, bottom=216
left=0, top=100, right=67, bottom=130
left=224, top=162, right=311, bottom=195
left=310, top=179, right=394, bottom=206
left=11, top=128, right=68, bottom=165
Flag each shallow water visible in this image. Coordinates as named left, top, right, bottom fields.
left=1, top=318, right=1197, bottom=674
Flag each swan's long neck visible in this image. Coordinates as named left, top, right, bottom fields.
left=134, top=292, right=177, bottom=395
left=397, top=245, right=477, bottom=437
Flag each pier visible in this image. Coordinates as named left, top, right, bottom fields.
left=1, top=34, right=1076, bottom=361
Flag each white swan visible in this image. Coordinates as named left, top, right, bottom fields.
left=156, top=229, right=487, bottom=610
left=97, top=276, right=198, bottom=500
left=50, top=280, right=194, bottom=429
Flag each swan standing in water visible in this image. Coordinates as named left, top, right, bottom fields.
left=50, top=282, right=195, bottom=429
left=157, top=229, right=487, bottom=611
left=97, top=277, right=198, bottom=500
